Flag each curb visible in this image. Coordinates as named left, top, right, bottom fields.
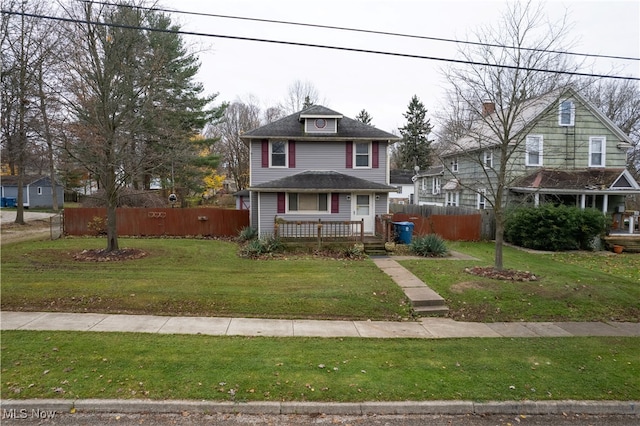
left=1, top=399, right=639, bottom=416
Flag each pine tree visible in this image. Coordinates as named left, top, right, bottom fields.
left=355, top=109, right=373, bottom=125
left=397, top=95, right=432, bottom=170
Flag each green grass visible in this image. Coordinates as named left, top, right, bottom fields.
left=1, top=331, right=638, bottom=402
left=1, top=238, right=411, bottom=321
left=399, top=242, right=640, bottom=322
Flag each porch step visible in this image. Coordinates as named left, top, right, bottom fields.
left=363, top=239, right=388, bottom=255
left=413, top=305, right=450, bottom=316
left=403, top=287, right=449, bottom=317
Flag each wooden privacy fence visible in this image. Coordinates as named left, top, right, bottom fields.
left=64, top=208, right=249, bottom=237
left=388, top=204, right=495, bottom=241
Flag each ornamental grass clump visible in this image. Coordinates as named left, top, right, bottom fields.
left=409, top=234, right=448, bottom=257
left=237, top=226, right=258, bottom=242
left=240, top=235, right=284, bottom=258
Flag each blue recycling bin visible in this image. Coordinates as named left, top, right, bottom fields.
left=4, top=197, right=16, bottom=208
left=393, top=221, right=414, bottom=244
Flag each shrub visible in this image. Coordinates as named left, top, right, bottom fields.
left=409, top=234, right=448, bottom=257
left=237, top=226, right=258, bottom=242
left=505, top=205, right=607, bottom=251
left=343, top=244, right=365, bottom=259
left=240, top=235, right=283, bottom=258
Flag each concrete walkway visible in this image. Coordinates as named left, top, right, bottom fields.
left=2, top=311, right=639, bottom=338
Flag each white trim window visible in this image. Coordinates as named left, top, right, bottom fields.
left=559, top=99, right=575, bottom=126
left=589, top=136, right=606, bottom=167
left=270, top=140, right=287, bottom=167
left=525, top=135, right=543, bottom=166
left=354, top=142, right=371, bottom=168
left=451, top=158, right=459, bottom=172
left=477, top=188, right=487, bottom=210
left=288, top=193, right=329, bottom=213
left=483, top=151, right=493, bottom=169
left=421, top=178, right=426, bottom=191
left=445, top=191, right=459, bottom=207
left=37, top=186, right=43, bottom=195
left=432, top=177, right=441, bottom=195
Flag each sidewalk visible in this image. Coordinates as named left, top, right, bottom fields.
left=2, top=311, right=639, bottom=338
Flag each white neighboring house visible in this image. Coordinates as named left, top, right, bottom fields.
left=388, top=169, right=415, bottom=205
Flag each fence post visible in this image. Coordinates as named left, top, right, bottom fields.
left=317, top=219, right=322, bottom=249
left=274, top=215, right=279, bottom=238
left=360, top=219, right=364, bottom=242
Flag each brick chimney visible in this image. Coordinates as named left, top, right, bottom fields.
left=482, top=101, right=495, bottom=116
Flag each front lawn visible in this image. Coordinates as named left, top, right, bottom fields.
left=1, top=331, right=638, bottom=402
left=399, top=242, right=640, bottom=322
left=0, top=238, right=410, bottom=321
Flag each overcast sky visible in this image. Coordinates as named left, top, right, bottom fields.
left=162, top=0, right=640, bottom=134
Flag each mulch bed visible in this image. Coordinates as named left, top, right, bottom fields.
left=73, top=248, right=148, bottom=262
left=464, top=266, right=538, bottom=281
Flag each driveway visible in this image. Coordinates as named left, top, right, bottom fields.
left=0, top=210, right=60, bottom=244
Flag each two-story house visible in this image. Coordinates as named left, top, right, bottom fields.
left=241, top=106, right=400, bottom=238
left=417, top=87, right=640, bottom=219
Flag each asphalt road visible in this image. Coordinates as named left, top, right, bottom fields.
left=2, top=412, right=638, bottom=425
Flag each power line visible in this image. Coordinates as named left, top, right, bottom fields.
left=82, top=0, right=640, bottom=63
left=3, top=9, right=640, bottom=82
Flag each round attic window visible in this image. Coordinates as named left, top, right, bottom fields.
left=314, top=118, right=327, bottom=129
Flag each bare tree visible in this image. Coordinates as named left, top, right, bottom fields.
left=1, top=0, right=60, bottom=222
left=279, top=80, right=325, bottom=114
left=207, top=99, right=261, bottom=191
left=579, top=78, right=640, bottom=178
left=440, top=0, right=577, bottom=270
left=61, top=1, right=219, bottom=252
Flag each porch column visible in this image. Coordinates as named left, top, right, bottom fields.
left=602, top=194, right=608, bottom=215
left=580, top=193, right=586, bottom=209
left=629, top=216, right=635, bottom=235
left=534, top=193, right=540, bottom=207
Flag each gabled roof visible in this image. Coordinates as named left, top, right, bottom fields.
left=390, top=169, right=416, bottom=185
left=0, top=175, right=54, bottom=186
left=510, top=168, right=640, bottom=193
left=241, top=105, right=400, bottom=141
left=249, top=171, right=398, bottom=192
left=416, top=165, right=444, bottom=178
left=449, top=87, right=634, bottom=154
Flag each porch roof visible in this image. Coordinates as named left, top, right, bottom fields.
left=249, top=171, right=398, bottom=193
left=509, top=168, right=640, bottom=194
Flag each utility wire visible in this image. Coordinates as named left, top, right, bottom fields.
left=4, top=9, right=640, bottom=82
left=81, top=0, right=640, bottom=63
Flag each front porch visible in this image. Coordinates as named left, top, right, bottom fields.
left=605, top=210, right=640, bottom=252
left=273, top=216, right=387, bottom=254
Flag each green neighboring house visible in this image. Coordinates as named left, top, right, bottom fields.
left=416, top=87, right=640, bottom=222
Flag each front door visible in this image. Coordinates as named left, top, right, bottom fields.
left=351, top=193, right=374, bottom=235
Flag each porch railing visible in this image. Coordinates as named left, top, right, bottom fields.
left=273, top=216, right=364, bottom=242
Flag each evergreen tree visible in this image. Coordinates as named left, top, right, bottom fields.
left=397, top=95, right=432, bottom=170
left=355, top=109, right=373, bottom=125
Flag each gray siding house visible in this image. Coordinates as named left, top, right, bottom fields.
left=417, top=87, right=640, bottom=216
left=241, top=106, right=400, bottom=237
left=0, top=175, right=64, bottom=209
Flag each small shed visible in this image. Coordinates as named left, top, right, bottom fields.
left=0, top=175, right=64, bottom=209
left=234, top=189, right=251, bottom=210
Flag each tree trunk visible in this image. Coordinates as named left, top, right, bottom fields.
left=105, top=170, right=119, bottom=252
left=38, top=68, right=59, bottom=211
left=494, top=218, right=504, bottom=271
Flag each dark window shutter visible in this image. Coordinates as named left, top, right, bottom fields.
left=277, top=192, right=285, bottom=213
left=331, top=193, right=339, bottom=213
left=346, top=141, right=353, bottom=168
left=261, top=140, right=269, bottom=168
left=288, top=141, right=295, bottom=168
left=372, top=141, right=379, bottom=168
